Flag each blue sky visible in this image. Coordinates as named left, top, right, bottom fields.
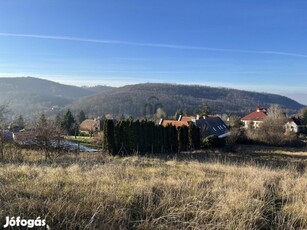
left=1, top=0, right=307, bottom=104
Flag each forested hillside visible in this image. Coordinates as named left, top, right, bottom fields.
left=70, top=83, right=304, bottom=118
left=0, top=77, right=114, bottom=116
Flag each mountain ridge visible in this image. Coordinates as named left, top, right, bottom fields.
left=0, top=77, right=304, bottom=118
left=70, top=82, right=304, bottom=118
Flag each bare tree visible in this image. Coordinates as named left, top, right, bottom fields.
left=34, top=119, right=64, bottom=160
left=249, top=105, right=289, bottom=145
left=0, top=104, right=9, bottom=161
left=0, top=104, right=9, bottom=127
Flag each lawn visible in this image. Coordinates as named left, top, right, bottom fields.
left=0, top=145, right=307, bottom=229
left=65, top=134, right=102, bottom=149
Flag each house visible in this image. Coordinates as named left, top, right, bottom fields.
left=285, top=116, right=304, bottom=134
left=159, top=119, right=191, bottom=127
left=0, top=130, right=13, bottom=141
left=80, top=119, right=103, bottom=136
left=12, top=130, right=36, bottom=145
left=178, top=115, right=195, bottom=122
left=241, top=106, right=268, bottom=128
left=194, top=116, right=230, bottom=138
left=13, top=129, right=63, bottom=146
left=159, top=115, right=230, bottom=138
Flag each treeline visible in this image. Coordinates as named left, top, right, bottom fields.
left=103, top=119, right=200, bottom=155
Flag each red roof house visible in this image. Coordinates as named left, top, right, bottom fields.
left=159, top=119, right=191, bottom=127
left=241, top=107, right=268, bottom=128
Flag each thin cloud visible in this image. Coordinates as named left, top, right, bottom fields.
left=1, top=32, right=307, bottom=58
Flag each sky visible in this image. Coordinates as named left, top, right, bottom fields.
left=0, top=0, right=307, bottom=104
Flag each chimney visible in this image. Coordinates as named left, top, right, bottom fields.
left=159, top=118, right=164, bottom=125
left=256, top=105, right=260, bottom=112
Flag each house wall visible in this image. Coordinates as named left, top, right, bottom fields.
left=285, top=121, right=299, bottom=133
left=242, top=120, right=263, bottom=129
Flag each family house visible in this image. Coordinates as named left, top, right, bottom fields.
left=195, top=116, right=230, bottom=138
left=285, top=117, right=304, bottom=134
left=80, top=119, right=103, bottom=136
left=160, top=115, right=230, bottom=138
left=241, top=107, right=268, bottom=128
left=159, top=119, right=191, bottom=127
left=12, top=130, right=36, bottom=145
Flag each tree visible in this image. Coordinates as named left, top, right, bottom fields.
left=17, top=115, right=25, bottom=130
left=228, top=115, right=243, bottom=128
left=300, top=108, right=307, bottom=134
left=248, top=104, right=288, bottom=146
left=0, top=104, right=9, bottom=128
left=77, top=110, right=87, bottom=124
left=202, top=135, right=225, bottom=148
left=188, top=124, right=200, bottom=150
left=103, top=119, right=115, bottom=154
left=0, top=104, right=9, bottom=161
left=8, top=114, right=25, bottom=132
left=199, top=101, right=211, bottom=117
left=174, top=108, right=187, bottom=120
left=61, top=109, right=77, bottom=135
left=55, top=113, right=63, bottom=128
left=39, top=113, right=48, bottom=127
left=177, top=126, right=189, bottom=152
left=34, top=117, right=63, bottom=160
left=156, top=108, right=166, bottom=120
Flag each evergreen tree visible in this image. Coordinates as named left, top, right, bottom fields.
left=199, top=102, right=211, bottom=117
left=302, top=108, right=307, bottom=134
left=39, top=113, right=48, bottom=127
left=134, top=120, right=141, bottom=154
left=178, top=126, right=189, bottom=152
left=103, top=119, right=115, bottom=154
left=174, top=108, right=187, bottom=120
left=188, top=124, right=200, bottom=150
left=61, top=109, right=77, bottom=135
left=55, top=113, right=63, bottom=128
left=168, top=125, right=178, bottom=153
left=17, top=115, right=25, bottom=130
left=77, top=110, right=87, bottom=124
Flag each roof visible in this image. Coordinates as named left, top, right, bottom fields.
left=241, top=111, right=267, bottom=121
left=160, top=119, right=190, bottom=127
left=195, top=116, right=229, bottom=138
left=13, top=131, right=36, bottom=144
left=80, top=119, right=101, bottom=131
left=178, top=115, right=195, bottom=122
left=288, top=117, right=302, bottom=126
left=1, top=130, right=13, bottom=141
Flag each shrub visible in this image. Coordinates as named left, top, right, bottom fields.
left=202, top=135, right=226, bottom=149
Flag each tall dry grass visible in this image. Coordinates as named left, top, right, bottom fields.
left=0, top=149, right=307, bottom=229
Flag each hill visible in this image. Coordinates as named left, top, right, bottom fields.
left=0, top=78, right=303, bottom=118
left=70, top=83, right=304, bottom=118
left=0, top=77, right=113, bottom=117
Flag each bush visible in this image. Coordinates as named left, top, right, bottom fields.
left=202, top=135, right=226, bottom=149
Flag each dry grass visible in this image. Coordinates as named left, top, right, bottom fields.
left=0, top=147, right=307, bottom=229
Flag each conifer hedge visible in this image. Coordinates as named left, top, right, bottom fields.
left=103, top=119, right=201, bottom=155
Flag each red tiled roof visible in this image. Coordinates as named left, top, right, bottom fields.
left=241, top=111, right=267, bottom=121
left=179, top=116, right=194, bottom=122
left=160, top=120, right=189, bottom=127
left=80, top=119, right=101, bottom=131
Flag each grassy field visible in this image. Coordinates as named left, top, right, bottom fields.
left=0, top=145, right=307, bottom=229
